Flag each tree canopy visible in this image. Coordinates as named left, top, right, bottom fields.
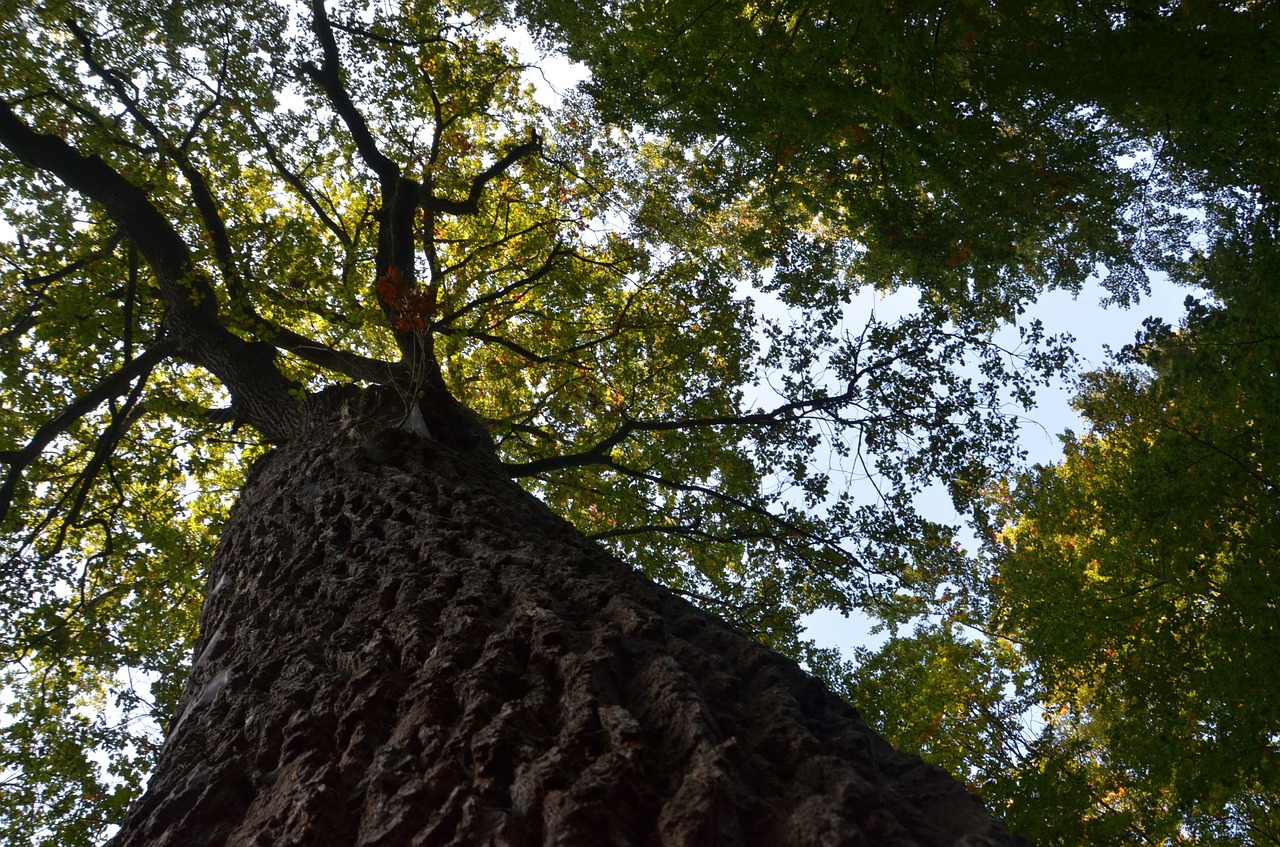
left=824, top=3, right=1278, bottom=841
left=977, top=222, right=1280, bottom=845
left=0, top=0, right=1275, bottom=843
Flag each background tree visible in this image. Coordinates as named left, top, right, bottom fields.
left=975, top=222, right=1280, bottom=845
left=820, top=3, right=1279, bottom=842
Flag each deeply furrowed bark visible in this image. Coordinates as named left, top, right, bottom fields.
left=108, top=392, right=1025, bottom=847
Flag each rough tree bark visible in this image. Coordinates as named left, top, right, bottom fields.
left=106, top=388, right=1026, bottom=847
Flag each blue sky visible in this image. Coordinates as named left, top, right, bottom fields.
left=801, top=271, right=1200, bottom=656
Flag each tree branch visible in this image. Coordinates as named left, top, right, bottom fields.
left=0, top=339, right=176, bottom=528
left=328, top=17, right=448, bottom=50
left=262, top=142, right=353, bottom=249
left=264, top=325, right=406, bottom=384
left=0, top=96, right=305, bottom=440
left=598, top=459, right=865, bottom=574
left=301, top=0, right=400, bottom=184
left=65, top=22, right=401, bottom=395
left=436, top=220, right=553, bottom=289
left=1160, top=419, right=1280, bottom=496
left=42, top=374, right=151, bottom=562
left=433, top=324, right=556, bottom=364
left=67, top=20, right=249, bottom=299
left=302, top=0, right=422, bottom=352
left=588, top=522, right=773, bottom=545
left=420, top=132, right=541, bottom=216
left=502, top=376, right=894, bottom=477
left=436, top=245, right=562, bottom=327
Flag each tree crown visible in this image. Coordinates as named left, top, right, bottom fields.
left=2, top=0, right=1271, bottom=842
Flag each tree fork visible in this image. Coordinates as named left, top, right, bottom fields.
left=107, top=390, right=1024, bottom=847
left=0, top=99, right=307, bottom=442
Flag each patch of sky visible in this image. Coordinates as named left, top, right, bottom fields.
left=791, top=267, right=1200, bottom=655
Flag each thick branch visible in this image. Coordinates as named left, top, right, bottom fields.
left=66, top=23, right=396, bottom=397
left=302, top=0, right=421, bottom=346
left=0, top=101, right=196, bottom=299
left=0, top=97, right=305, bottom=440
left=302, top=0, right=399, bottom=183
left=265, top=326, right=405, bottom=384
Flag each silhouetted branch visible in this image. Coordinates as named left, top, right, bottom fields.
left=433, top=324, right=555, bottom=364
left=262, top=143, right=353, bottom=249
left=600, top=459, right=869, bottom=574
left=0, top=339, right=176, bottom=527
left=588, top=523, right=772, bottom=545
left=328, top=17, right=448, bottom=49
left=420, top=132, right=541, bottom=216
left=437, top=246, right=562, bottom=326
left=301, top=0, right=399, bottom=183
left=502, top=376, right=897, bottom=477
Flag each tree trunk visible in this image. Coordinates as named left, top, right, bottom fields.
left=107, top=394, right=1026, bottom=846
